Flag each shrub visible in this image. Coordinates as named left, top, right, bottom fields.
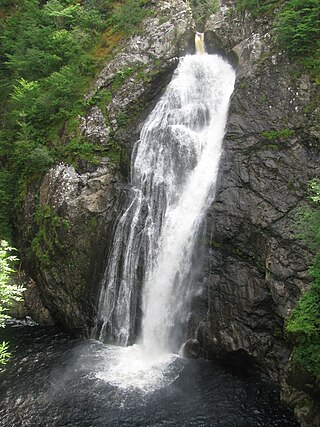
left=0, top=240, right=24, bottom=366
left=109, top=0, right=148, bottom=33
left=287, top=179, right=320, bottom=379
left=274, top=0, right=320, bottom=57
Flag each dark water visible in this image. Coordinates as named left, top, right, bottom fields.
left=0, top=324, right=298, bottom=427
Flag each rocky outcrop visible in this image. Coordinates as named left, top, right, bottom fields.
left=190, top=1, right=320, bottom=380
left=17, top=0, right=194, bottom=331
left=188, top=2, right=319, bottom=424
left=282, top=361, right=320, bottom=427
left=83, top=0, right=194, bottom=152
left=19, top=161, right=127, bottom=332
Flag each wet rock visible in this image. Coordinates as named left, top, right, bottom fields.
left=24, top=278, right=55, bottom=326
left=281, top=365, right=320, bottom=427
left=187, top=3, right=320, bottom=424
left=18, top=162, right=128, bottom=332
left=182, top=339, right=203, bottom=359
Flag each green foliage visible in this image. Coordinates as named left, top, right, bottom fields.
left=106, top=139, right=121, bottom=164
left=261, top=128, right=295, bottom=141
left=274, top=0, right=320, bottom=77
left=116, top=111, right=130, bottom=126
left=287, top=179, right=320, bottom=379
left=236, top=0, right=278, bottom=16
left=287, top=287, right=320, bottom=377
left=112, top=67, right=135, bottom=89
left=287, top=290, right=320, bottom=336
left=31, top=204, right=70, bottom=266
left=295, top=180, right=320, bottom=251
left=84, top=89, right=112, bottom=110
left=31, top=205, right=70, bottom=267
left=109, top=0, right=148, bottom=33
left=0, top=341, right=10, bottom=366
left=0, top=170, right=15, bottom=240
left=235, top=0, right=320, bottom=77
left=0, top=240, right=24, bottom=366
left=190, top=0, right=219, bottom=30
left=61, top=138, right=100, bottom=165
left=0, top=0, right=110, bottom=237
left=0, top=0, right=152, bottom=237
left=274, top=1, right=319, bottom=56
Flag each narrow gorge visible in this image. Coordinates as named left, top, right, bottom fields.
left=0, top=1, right=319, bottom=426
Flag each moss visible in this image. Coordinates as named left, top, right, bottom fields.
left=106, top=139, right=121, bottom=165
left=84, top=88, right=112, bottom=111
left=190, top=0, right=219, bottom=31
left=231, top=247, right=258, bottom=265
left=239, top=81, right=248, bottom=90
left=116, top=111, right=130, bottom=126
left=261, top=128, right=295, bottom=141
left=208, top=239, right=222, bottom=249
left=158, top=16, right=170, bottom=25
left=274, top=324, right=284, bottom=339
left=92, top=28, right=126, bottom=60
left=31, top=204, right=70, bottom=267
left=60, top=138, right=100, bottom=166
left=136, top=69, right=151, bottom=84
left=287, top=180, right=295, bottom=189
left=263, top=143, right=279, bottom=151
left=208, top=239, right=261, bottom=268
left=235, top=0, right=282, bottom=17
left=88, top=217, right=97, bottom=231
left=112, top=67, right=136, bottom=90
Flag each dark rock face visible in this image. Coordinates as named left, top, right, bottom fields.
left=187, top=4, right=320, bottom=425
left=182, top=339, right=204, bottom=359
left=18, top=161, right=128, bottom=333
left=281, top=363, right=320, bottom=427
left=189, top=3, right=320, bottom=384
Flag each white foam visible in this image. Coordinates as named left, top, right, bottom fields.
left=95, top=344, right=183, bottom=392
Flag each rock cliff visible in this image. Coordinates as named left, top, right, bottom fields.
left=17, top=0, right=319, bottom=424
left=195, top=3, right=320, bottom=381
left=18, top=0, right=194, bottom=332
left=194, top=3, right=319, bottom=425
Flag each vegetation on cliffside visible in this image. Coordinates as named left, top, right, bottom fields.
left=236, top=0, right=320, bottom=387
left=237, top=0, right=320, bottom=79
left=288, top=180, right=320, bottom=380
left=0, top=0, right=149, bottom=240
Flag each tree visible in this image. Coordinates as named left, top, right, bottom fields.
left=110, top=0, right=148, bottom=33
left=275, top=0, right=320, bottom=57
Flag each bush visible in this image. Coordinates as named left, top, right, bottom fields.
left=0, top=240, right=24, bottom=367
left=109, top=0, right=148, bottom=33
left=287, top=179, right=320, bottom=379
left=236, top=0, right=278, bottom=15
left=275, top=0, right=320, bottom=57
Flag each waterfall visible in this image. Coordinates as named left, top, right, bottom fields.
left=195, top=32, right=205, bottom=54
left=94, top=38, right=235, bottom=358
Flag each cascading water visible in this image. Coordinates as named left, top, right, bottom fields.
left=93, top=35, right=235, bottom=388
left=0, top=35, right=300, bottom=427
